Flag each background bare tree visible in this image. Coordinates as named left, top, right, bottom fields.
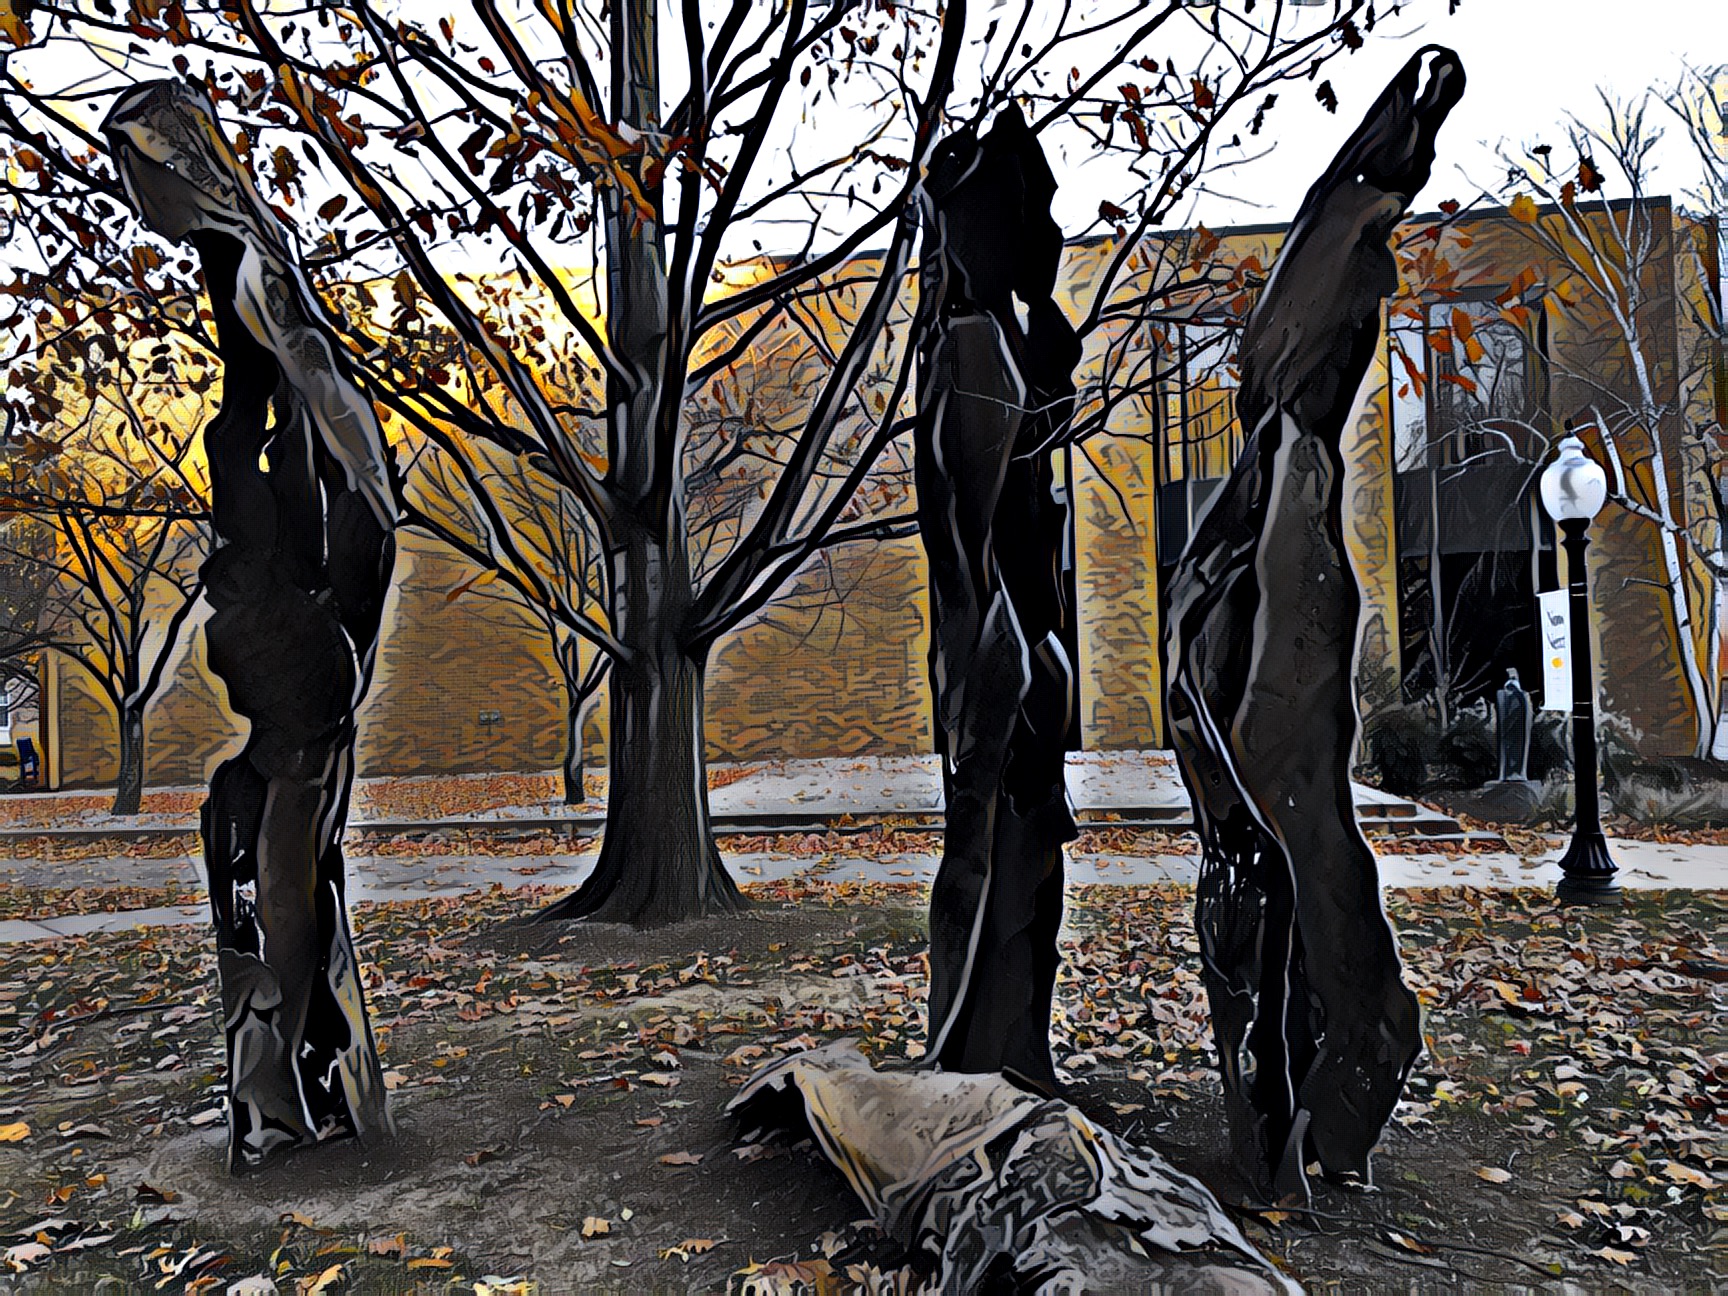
left=1485, top=88, right=1726, bottom=755
left=0, top=500, right=56, bottom=716
left=1667, top=63, right=1728, bottom=754
left=402, top=433, right=611, bottom=803
left=0, top=331, right=209, bottom=813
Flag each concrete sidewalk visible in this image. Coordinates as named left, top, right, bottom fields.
left=0, top=751, right=1467, bottom=841
left=1, top=836, right=1721, bottom=946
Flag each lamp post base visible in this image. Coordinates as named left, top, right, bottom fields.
left=1554, top=830, right=1621, bottom=906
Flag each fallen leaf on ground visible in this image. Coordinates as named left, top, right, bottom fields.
left=1660, top=1162, right=1716, bottom=1189
left=297, top=1263, right=345, bottom=1293
left=3, top=1242, right=51, bottom=1272
left=1475, top=1166, right=1512, bottom=1184
left=1384, top=1230, right=1435, bottom=1254
left=581, top=1217, right=611, bottom=1239
left=658, top=1150, right=702, bottom=1166
left=0, top=1122, right=28, bottom=1143
left=660, top=1237, right=721, bottom=1261
left=733, top=1258, right=838, bottom=1289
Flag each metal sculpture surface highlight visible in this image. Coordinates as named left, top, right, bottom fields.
left=1163, top=48, right=1465, bottom=1199
left=102, top=80, right=398, bottom=1169
left=914, top=106, right=1082, bottom=1095
left=730, top=1040, right=1300, bottom=1293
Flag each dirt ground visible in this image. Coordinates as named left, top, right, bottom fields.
left=0, top=880, right=1722, bottom=1293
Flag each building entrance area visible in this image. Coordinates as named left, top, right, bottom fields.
left=1391, top=294, right=1553, bottom=709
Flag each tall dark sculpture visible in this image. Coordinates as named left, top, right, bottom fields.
left=915, top=107, right=1081, bottom=1094
left=103, top=82, right=398, bottom=1168
left=1163, top=48, right=1465, bottom=1199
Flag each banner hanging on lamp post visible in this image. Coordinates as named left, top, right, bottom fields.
left=1539, top=590, right=1572, bottom=713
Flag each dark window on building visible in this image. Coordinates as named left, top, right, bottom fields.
left=1150, top=322, right=1243, bottom=743
left=1393, top=296, right=1556, bottom=709
left=1153, top=322, right=1243, bottom=580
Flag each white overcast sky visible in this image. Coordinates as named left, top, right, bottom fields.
left=1153, top=0, right=1715, bottom=230
left=8, top=0, right=1714, bottom=265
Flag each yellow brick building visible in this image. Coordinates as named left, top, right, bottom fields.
left=41, top=200, right=1725, bottom=786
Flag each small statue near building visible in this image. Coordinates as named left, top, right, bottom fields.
left=1495, top=668, right=1534, bottom=784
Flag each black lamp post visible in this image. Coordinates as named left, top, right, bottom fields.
left=1539, top=434, right=1620, bottom=905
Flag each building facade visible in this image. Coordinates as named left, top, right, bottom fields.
left=40, top=201, right=1726, bottom=787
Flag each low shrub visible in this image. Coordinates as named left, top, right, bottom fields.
left=1528, top=714, right=1570, bottom=781
left=1362, top=704, right=1430, bottom=796
left=1435, top=705, right=1497, bottom=788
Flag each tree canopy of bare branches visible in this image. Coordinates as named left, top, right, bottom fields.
left=0, top=327, right=208, bottom=813
left=1478, top=83, right=1728, bottom=756
left=2, top=0, right=1397, bottom=922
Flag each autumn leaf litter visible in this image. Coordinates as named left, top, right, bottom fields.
left=0, top=872, right=1719, bottom=1290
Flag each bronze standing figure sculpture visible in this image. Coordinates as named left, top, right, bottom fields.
left=103, top=81, right=397, bottom=1169
left=1164, top=48, right=1465, bottom=1199
left=914, top=106, right=1081, bottom=1095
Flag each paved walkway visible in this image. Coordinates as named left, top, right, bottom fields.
left=1, top=836, right=1721, bottom=945
left=0, top=751, right=1463, bottom=838
left=2, top=753, right=1720, bottom=945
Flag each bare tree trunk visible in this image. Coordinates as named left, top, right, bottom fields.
left=531, top=0, right=744, bottom=926
left=562, top=697, right=588, bottom=806
left=1164, top=49, right=1464, bottom=1200
left=111, top=702, right=144, bottom=816
left=539, top=517, right=744, bottom=926
left=559, top=638, right=587, bottom=806
left=1607, top=424, right=1713, bottom=757
left=558, top=640, right=606, bottom=806
left=916, top=108, right=1079, bottom=1095
left=1592, top=423, right=1713, bottom=757
left=1712, top=559, right=1728, bottom=760
left=104, top=81, right=398, bottom=1170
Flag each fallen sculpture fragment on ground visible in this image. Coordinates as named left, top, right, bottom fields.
left=730, top=1040, right=1300, bottom=1293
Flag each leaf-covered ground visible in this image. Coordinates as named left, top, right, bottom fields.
left=0, top=766, right=787, bottom=833
left=0, top=885, right=204, bottom=921
left=0, top=775, right=590, bottom=829
left=0, top=878, right=1721, bottom=1292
